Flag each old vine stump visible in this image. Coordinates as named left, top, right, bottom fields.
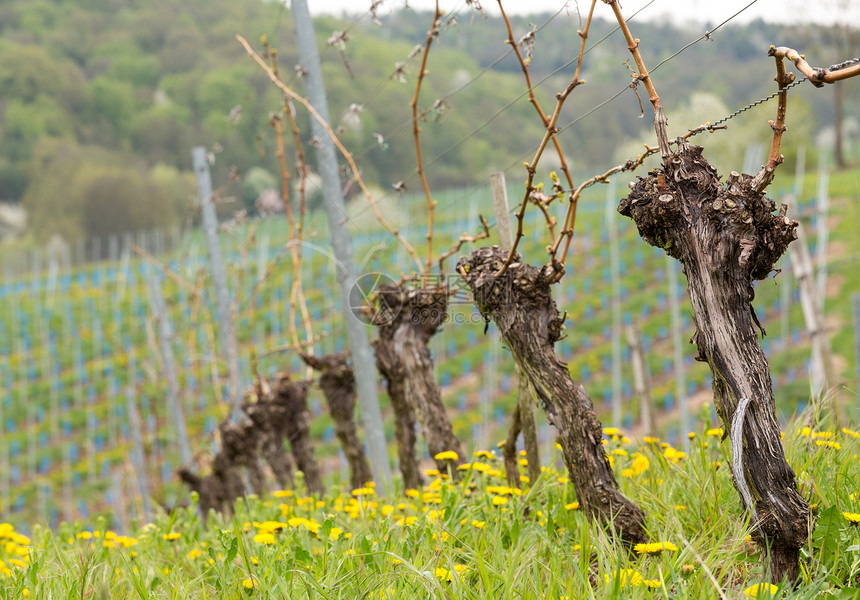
left=243, top=385, right=295, bottom=491
left=268, top=375, right=324, bottom=496
left=618, top=139, right=809, bottom=583
left=177, top=466, right=225, bottom=520
left=302, top=353, right=374, bottom=490
left=372, top=283, right=467, bottom=480
left=220, top=419, right=266, bottom=495
left=458, top=248, right=648, bottom=546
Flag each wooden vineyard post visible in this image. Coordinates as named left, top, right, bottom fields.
left=291, top=0, right=392, bottom=489
left=618, top=138, right=810, bottom=583
left=191, top=147, right=241, bottom=418
left=853, top=294, right=860, bottom=399
left=146, top=273, right=193, bottom=467
left=788, top=225, right=835, bottom=402
left=490, top=172, right=541, bottom=486
left=626, top=325, right=654, bottom=438
left=458, top=248, right=648, bottom=546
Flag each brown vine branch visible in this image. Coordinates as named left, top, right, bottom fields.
left=604, top=0, right=670, bottom=162
left=546, top=124, right=726, bottom=279
left=437, top=215, right=491, bottom=273
left=496, top=0, right=585, bottom=263
left=237, top=34, right=424, bottom=274
left=411, top=2, right=443, bottom=274
left=497, top=0, right=597, bottom=276
left=753, top=46, right=860, bottom=193
left=775, top=46, right=860, bottom=86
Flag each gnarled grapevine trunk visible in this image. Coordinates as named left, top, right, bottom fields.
left=302, top=353, right=374, bottom=489
left=177, top=467, right=224, bottom=520
left=458, top=248, right=648, bottom=546
left=220, top=420, right=266, bottom=495
left=270, top=375, right=324, bottom=495
left=372, top=283, right=466, bottom=476
left=618, top=139, right=809, bottom=583
left=243, top=387, right=295, bottom=491
left=375, top=337, right=422, bottom=490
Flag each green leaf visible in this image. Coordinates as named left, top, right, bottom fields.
left=149, top=576, right=161, bottom=592
left=812, top=505, right=843, bottom=566
left=321, top=517, right=333, bottom=540
left=225, top=537, right=238, bottom=563
left=294, top=544, right=312, bottom=564
left=834, top=587, right=860, bottom=599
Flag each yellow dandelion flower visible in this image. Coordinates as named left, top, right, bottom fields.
left=800, top=427, right=811, bottom=437
left=603, top=427, right=620, bottom=437
left=351, top=487, right=375, bottom=497
left=706, top=428, right=724, bottom=437
left=664, top=447, right=686, bottom=462
left=605, top=569, right=643, bottom=588
left=253, top=533, right=276, bottom=545
left=564, top=502, right=580, bottom=510
left=474, top=450, right=494, bottom=459
left=816, top=440, right=841, bottom=450
left=841, top=428, right=860, bottom=439
left=643, top=436, right=660, bottom=444
left=242, top=578, right=256, bottom=590
left=471, top=520, right=486, bottom=529
left=273, top=490, right=294, bottom=498
left=405, top=489, right=419, bottom=498
left=186, top=548, right=203, bottom=559
left=843, top=512, right=860, bottom=524
left=632, top=454, right=649, bottom=475
left=492, top=496, right=508, bottom=506
left=77, top=532, right=93, bottom=541
left=434, top=451, right=459, bottom=461
left=633, top=541, right=678, bottom=555
left=743, top=583, right=779, bottom=596
left=162, top=532, right=181, bottom=542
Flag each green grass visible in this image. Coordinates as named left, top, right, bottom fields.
left=2, top=416, right=859, bottom=598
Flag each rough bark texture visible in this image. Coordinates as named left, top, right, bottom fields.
left=302, top=353, right=374, bottom=489
left=375, top=336, right=422, bottom=490
left=270, top=375, right=324, bottom=495
left=618, top=139, right=809, bottom=583
left=220, top=419, right=266, bottom=495
left=372, top=283, right=467, bottom=475
left=458, top=248, right=648, bottom=546
left=177, top=467, right=224, bottom=520
left=243, top=386, right=295, bottom=491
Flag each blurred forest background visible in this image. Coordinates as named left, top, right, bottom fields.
left=0, top=0, right=857, bottom=247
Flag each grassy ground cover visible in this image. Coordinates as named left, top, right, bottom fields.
left=2, top=415, right=860, bottom=598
